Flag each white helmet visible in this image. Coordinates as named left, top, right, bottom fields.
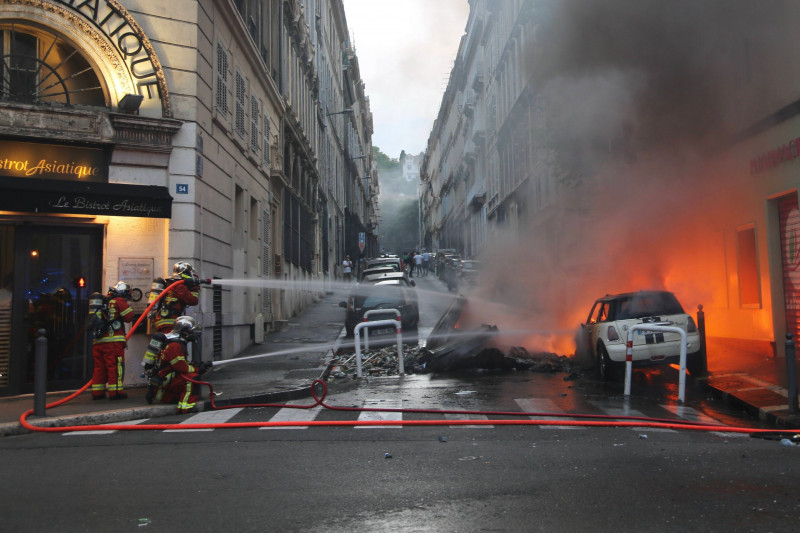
left=173, top=316, right=201, bottom=341
left=109, top=281, right=131, bottom=299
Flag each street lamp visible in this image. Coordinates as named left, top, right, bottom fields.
left=326, top=109, right=353, bottom=116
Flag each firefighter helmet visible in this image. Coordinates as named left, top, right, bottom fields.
left=173, top=315, right=201, bottom=341
left=172, top=261, right=195, bottom=279
left=108, top=281, right=131, bottom=299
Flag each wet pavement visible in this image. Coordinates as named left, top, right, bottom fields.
left=2, top=276, right=800, bottom=437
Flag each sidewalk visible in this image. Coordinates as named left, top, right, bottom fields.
left=702, top=337, right=800, bottom=429
left=2, top=285, right=800, bottom=436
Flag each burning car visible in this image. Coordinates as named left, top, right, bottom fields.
left=577, top=290, right=702, bottom=380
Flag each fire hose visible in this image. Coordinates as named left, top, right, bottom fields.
left=17, top=281, right=800, bottom=439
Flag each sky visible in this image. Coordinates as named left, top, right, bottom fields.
left=341, top=0, right=470, bottom=159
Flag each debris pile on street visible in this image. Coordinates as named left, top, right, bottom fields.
left=329, top=343, right=578, bottom=378
left=330, top=344, right=429, bottom=377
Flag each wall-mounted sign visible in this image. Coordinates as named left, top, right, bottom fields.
left=119, top=258, right=154, bottom=314
left=0, top=139, right=108, bottom=182
left=52, top=0, right=163, bottom=101
left=0, top=177, right=172, bottom=219
left=750, top=137, right=800, bottom=175
left=176, top=184, right=188, bottom=194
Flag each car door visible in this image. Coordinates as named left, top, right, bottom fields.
left=580, top=301, right=603, bottom=355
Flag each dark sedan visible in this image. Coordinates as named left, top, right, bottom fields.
left=339, top=280, right=419, bottom=340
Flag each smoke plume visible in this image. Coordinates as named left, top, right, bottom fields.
left=470, top=0, right=800, bottom=357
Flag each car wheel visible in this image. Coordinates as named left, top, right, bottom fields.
left=596, top=344, right=617, bottom=381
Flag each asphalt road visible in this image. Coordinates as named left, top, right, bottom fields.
left=1, top=368, right=792, bottom=533
left=0, top=395, right=796, bottom=533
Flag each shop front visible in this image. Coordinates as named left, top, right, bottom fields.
left=0, top=140, right=173, bottom=396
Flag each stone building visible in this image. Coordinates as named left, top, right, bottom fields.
left=0, top=0, right=373, bottom=396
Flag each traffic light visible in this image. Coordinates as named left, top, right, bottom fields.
left=74, top=275, right=86, bottom=289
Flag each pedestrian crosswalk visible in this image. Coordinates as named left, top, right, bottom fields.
left=61, top=396, right=749, bottom=437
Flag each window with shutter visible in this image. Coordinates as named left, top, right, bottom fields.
left=250, top=95, right=260, bottom=152
left=235, top=70, right=246, bottom=137
left=263, top=114, right=271, bottom=167
left=215, top=43, right=229, bottom=115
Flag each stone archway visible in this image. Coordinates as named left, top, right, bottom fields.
left=0, top=0, right=171, bottom=117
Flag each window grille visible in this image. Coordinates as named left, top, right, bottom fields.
left=250, top=95, right=260, bottom=152
left=263, top=115, right=271, bottom=167
left=235, top=71, right=246, bottom=137
left=215, top=43, right=229, bottom=115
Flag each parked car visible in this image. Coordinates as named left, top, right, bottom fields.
left=365, top=257, right=403, bottom=274
left=362, top=271, right=416, bottom=287
left=359, top=265, right=397, bottom=281
left=576, top=290, right=702, bottom=380
left=458, top=259, right=481, bottom=287
left=339, top=280, right=419, bottom=340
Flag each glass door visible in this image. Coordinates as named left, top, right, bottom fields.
left=9, top=225, right=102, bottom=394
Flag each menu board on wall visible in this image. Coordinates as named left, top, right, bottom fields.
left=119, top=258, right=154, bottom=315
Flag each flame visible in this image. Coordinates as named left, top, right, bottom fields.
left=461, top=153, right=772, bottom=360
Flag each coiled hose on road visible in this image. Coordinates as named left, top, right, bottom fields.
left=17, top=280, right=800, bottom=439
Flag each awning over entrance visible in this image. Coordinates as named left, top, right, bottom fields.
left=0, top=176, right=172, bottom=218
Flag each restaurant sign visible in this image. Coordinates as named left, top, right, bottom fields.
left=0, top=177, right=172, bottom=219
left=0, top=139, right=108, bottom=182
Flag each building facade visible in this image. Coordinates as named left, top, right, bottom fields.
left=0, top=0, right=374, bottom=396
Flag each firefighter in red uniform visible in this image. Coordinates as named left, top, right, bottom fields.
left=154, top=261, right=201, bottom=333
left=89, top=281, right=134, bottom=400
left=142, top=261, right=203, bottom=371
left=151, top=316, right=211, bottom=414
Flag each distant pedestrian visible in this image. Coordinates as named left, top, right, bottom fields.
left=422, top=251, right=430, bottom=276
left=415, top=252, right=423, bottom=277
left=408, top=252, right=415, bottom=278
left=343, top=255, right=353, bottom=283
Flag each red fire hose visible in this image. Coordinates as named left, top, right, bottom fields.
left=18, top=279, right=800, bottom=437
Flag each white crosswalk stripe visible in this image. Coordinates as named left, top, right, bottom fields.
left=590, top=401, right=677, bottom=432
left=514, top=398, right=583, bottom=430
left=164, top=408, right=244, bottom=432
left=355, top=399, right=403, bottom=428
left=260, top=400, right=324, bottom=430
left=660, top=405, right=747, bottom=438
left=444, top=412, right=492, bottom=428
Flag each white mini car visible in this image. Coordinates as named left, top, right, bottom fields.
left=577, top=290, right=702, bottom=380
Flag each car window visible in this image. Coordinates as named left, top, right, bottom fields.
left=354, top=285, right=405, bottom=309
left=587, top=302, right=600, bottom=324
left=616, top=292, right=684, bottom=319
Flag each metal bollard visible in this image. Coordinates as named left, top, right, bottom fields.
left=34, top=329, right=47, bottom=416
left=785, top=333, right=798, bottom=414
left=696, top=304, right=708, bottom=376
